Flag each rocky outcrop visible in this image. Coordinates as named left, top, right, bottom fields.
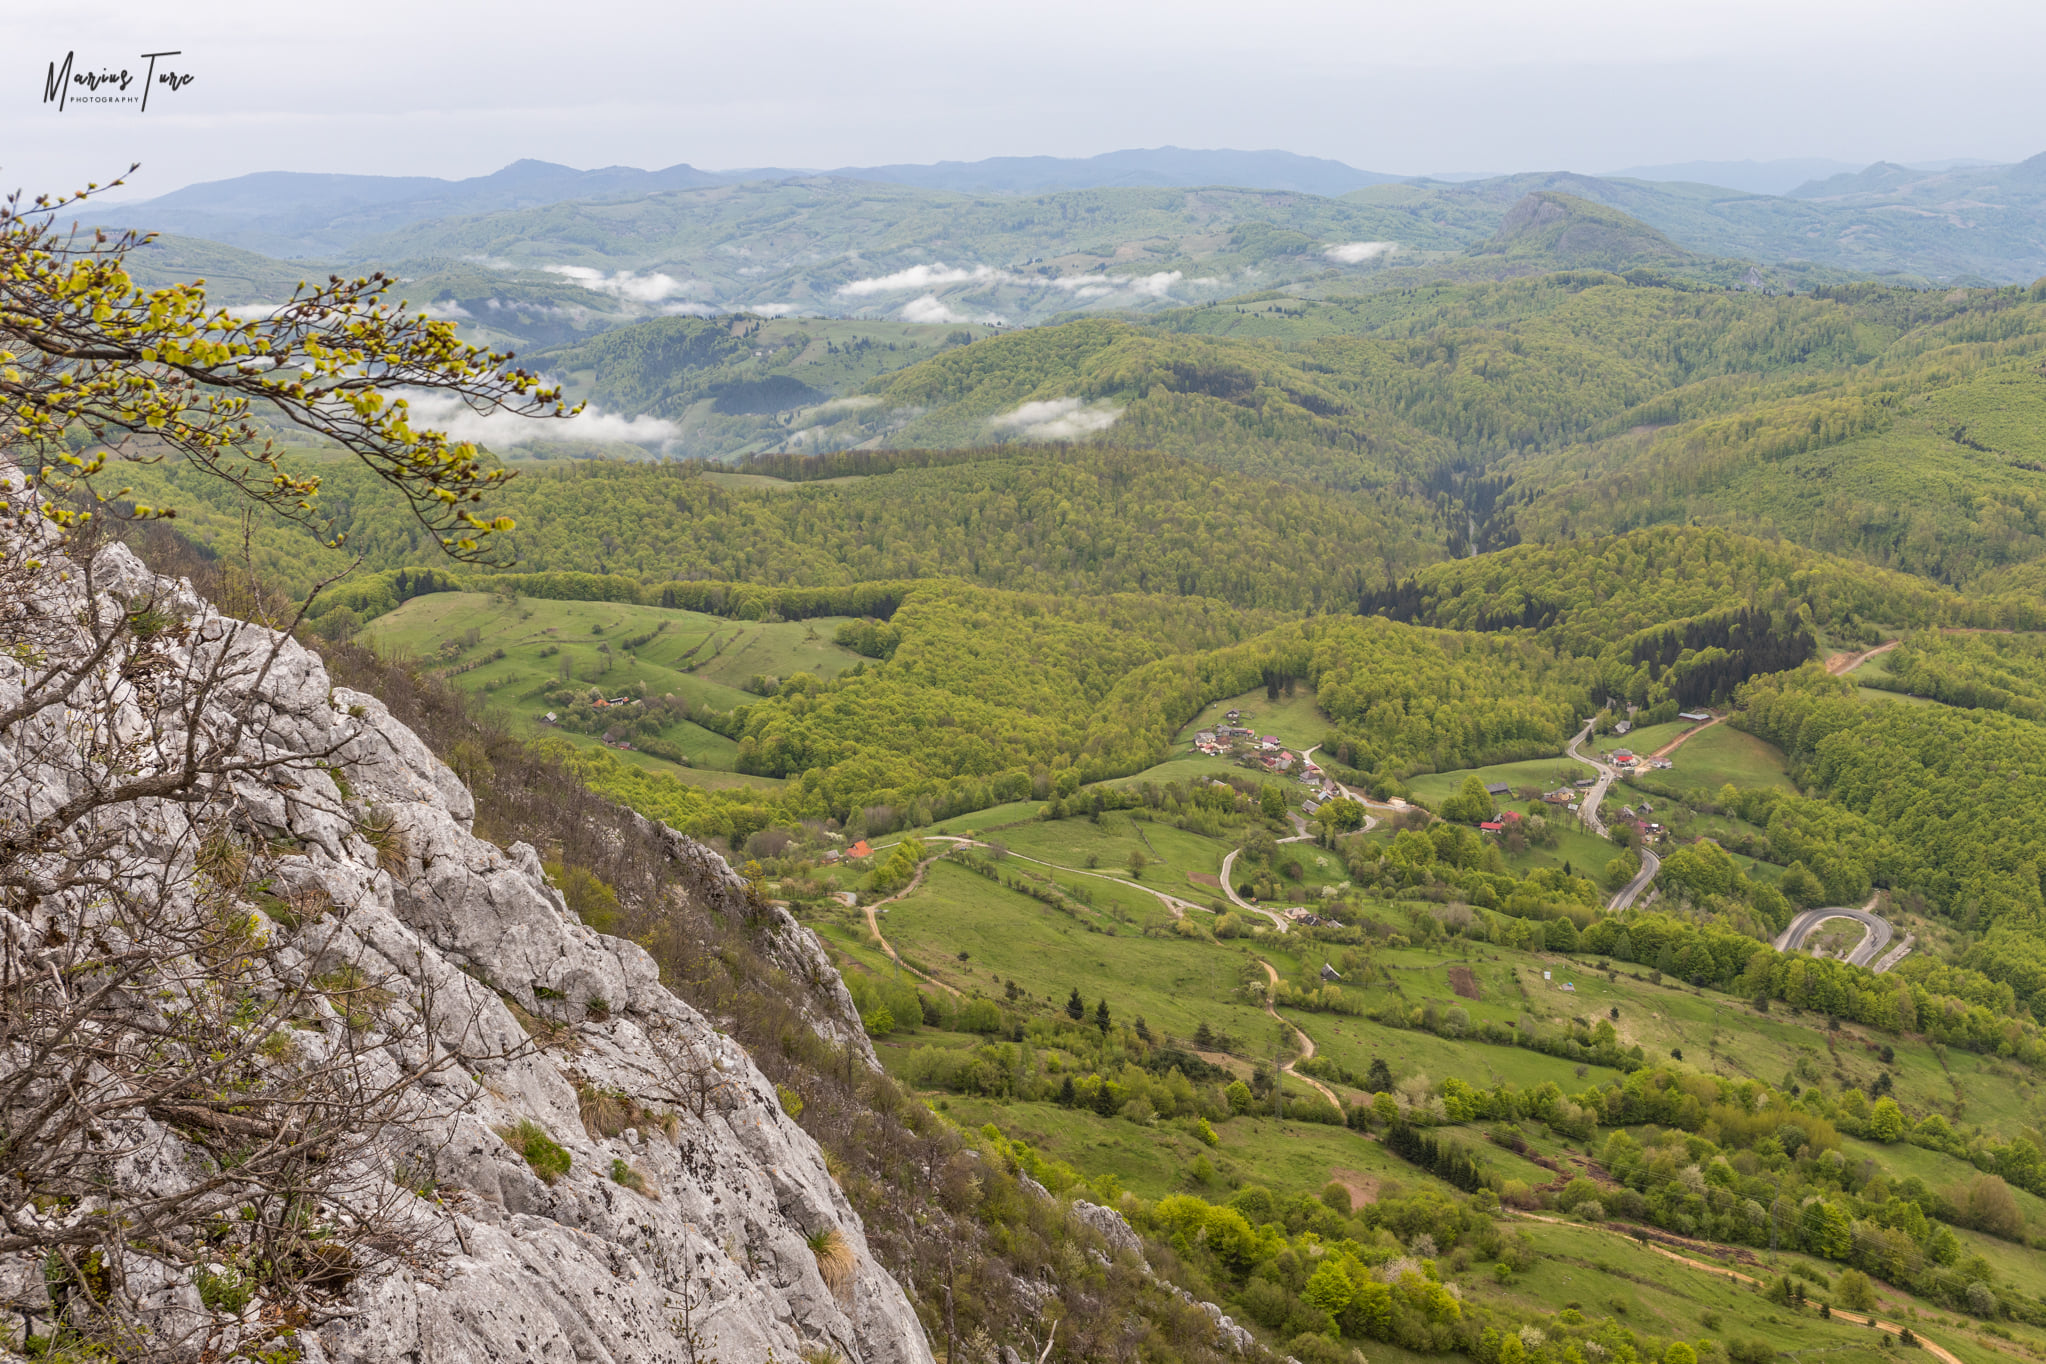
left=323, top=686, right=929, bottom=1362
left=1069, top=1201, right=1142, bottom=1259
left=0, top=541, right=933, bottom=1364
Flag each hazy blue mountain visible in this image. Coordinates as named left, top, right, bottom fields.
left=1601, top=158, right=1863, bottom=196
left=106, top=159, right=726, bottom=256
left=1786, top=154, right=2044, bottom=203
left=106, top=149, right=1403, bottom=257
left=1354, top=163, right=2046, bottom=283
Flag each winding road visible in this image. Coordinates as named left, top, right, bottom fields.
left=1257, top=960, right=1341, bottom=1108
left=1772, top=895, right=1905, bottom=970
left=1566, top=721, right=1661, bottom=911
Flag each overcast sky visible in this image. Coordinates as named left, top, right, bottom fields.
left=7, top=0, right=2044, bottom=201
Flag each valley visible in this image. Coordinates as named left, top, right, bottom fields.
left=20, top=134, right=2046, bottom=1364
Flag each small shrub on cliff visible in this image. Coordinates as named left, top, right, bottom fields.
left=499, top=1120, right=572, bottom=1184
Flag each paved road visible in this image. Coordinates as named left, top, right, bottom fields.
left=1772, top=895, right=1898, bottom=968
left=1566, top=721, right=1661, bottom=910
left=1565, top=721, right=1616, bottom=837
left=1609, top=845, right=1661, bottom=911
left=1218, top=848, right=1292, bottom=930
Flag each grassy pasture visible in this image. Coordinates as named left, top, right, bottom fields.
left=1649, top=724, right=1795, bottom=795
left=811, top=783, right=2046, bottom=1360
left=364, top=591, right=859, bottom=785
left=866, top=807, right=1999, bottom=1136
left=1177, top=687, right=1334, bottom=752
left=1597, top=719, right=1698, bottom=756
left=1406, top=757, right=1585, bottom=807
left=926, top=1094, right=1436, bottom=1205
left=873, top=860, right=1276, bottom=1045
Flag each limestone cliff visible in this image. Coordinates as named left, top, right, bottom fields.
left=0, top=540, right=932, bottom=1364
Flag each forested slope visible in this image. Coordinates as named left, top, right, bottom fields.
left=116, top=443, right=1446, bottom=611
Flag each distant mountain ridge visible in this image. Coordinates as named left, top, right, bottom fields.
left=114, top=159, right=728, bottom=257
left=1786, top=152, right=2046, bottom=202
left=111, top=149, right=1402, bottom=256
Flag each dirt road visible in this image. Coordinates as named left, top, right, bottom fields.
left=1650, top=715, right=1720, bottom=759
left=1257, top=960, right=1341, bottom=1108
left=1826, top=639, right=1900, bottom=676
left=860, top=848, right=964, bottom=995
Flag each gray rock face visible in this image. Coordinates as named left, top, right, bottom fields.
left=1069, top=1200, right=1143, bottom=1259
left=0, top=542, right=934, bottom=1364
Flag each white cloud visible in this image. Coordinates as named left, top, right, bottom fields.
left=221, top=303, right=289, bottom=320
left=745, top=303, right=800, bottom=317
left=986, top=396, right=1122, bottom=441
left=661, top=301, right=727, bottom=316
left=811, top=395, right=882, bottom=414
left=839, top=263, right=1016, bottom=296
left=843, top=262, right=1187, bottom=304
left=1325, top=241, right=1398, bottom=264
left=1044, top=270, right=1182, bottom=298
left=543, top=264, right=702, bottom=302
left=429, top=298, right=473, bottom=318
left=900, top=294, right=967, bottom=324
left=899, top=295, right=1006, bottom=325
left=402, top=392, right=678, bottom=448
